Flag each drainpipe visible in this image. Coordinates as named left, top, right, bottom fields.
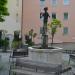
left=21, top=0, right=24, bottom=44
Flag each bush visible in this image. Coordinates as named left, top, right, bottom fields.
left=2, top=38, right=9, bottom=52
left=12, top=40, right=22, bottom=50
left=25, top=29, right=37, bottom=46
left=25, top=35, right=34, bottom=46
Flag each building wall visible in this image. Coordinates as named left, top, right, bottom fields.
left=22, top=0, right=75, bottom=44
left=0, top=0, right=22, bottom=36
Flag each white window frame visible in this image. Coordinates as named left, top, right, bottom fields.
left=40, top=0, right=45, bottom=7
left=63, top=27, right=68, bottom=35
left=52, top=12, right=56, bottom=19
left=63, top=0, right=70, bottom=5
left=64, top=12, right=68, bottom=20
left=51, top=0, right=57, bottom=6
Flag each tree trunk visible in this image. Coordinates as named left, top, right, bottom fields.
left=51, top=34, right=54, bottom=47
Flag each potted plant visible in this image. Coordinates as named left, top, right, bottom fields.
left=12, top=30, right=22, bottom=50
left=12, top=40, right=22, bottom=51
left=2, top=38, right=9, bottom=52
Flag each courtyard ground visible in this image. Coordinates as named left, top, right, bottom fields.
left=0, top=42, right=75, bottom=75
left=0, top=53, right=10, bottom=75
left=0, top=52, right=75, bottom=75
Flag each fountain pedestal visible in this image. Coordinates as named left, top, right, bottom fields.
left=28, top=47, right=63, bottom=64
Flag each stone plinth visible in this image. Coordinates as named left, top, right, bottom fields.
left=28, top=46, right=63, bottom=64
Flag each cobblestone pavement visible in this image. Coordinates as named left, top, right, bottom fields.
left=0, top=52, right=75, bottom=75
left=0, top=53, right=10, bottom=75
left=53, top=42, right=75, bottom=50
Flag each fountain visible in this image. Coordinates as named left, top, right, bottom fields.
left=28, top=7, right=63, bottom=65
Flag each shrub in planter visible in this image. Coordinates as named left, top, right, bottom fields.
left=25, top=35, right=34, bottom=46
left=2, top=38, right=9, bottom=52
left=0, top=39, right=3, bottom=48
left=25, top=29, right=37, bottom=46
left=12, top=40, right=22, bottom=50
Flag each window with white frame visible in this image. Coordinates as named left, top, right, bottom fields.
left=51, top=0, right=57, bottom=6
left=64, top=12, right=68, bottom=20
left=40, top=0, right=45, bottom=7
left=63, top=0, right=70, bottom=5
left=63, top=27, right=68, bottom=35
left=52, top=13, right=56, bottom=19
left=40, top=0, right=45, bottom=20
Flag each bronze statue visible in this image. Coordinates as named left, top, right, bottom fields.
left=40, top=7, right=50, bottom=48
left=40, top=7, right=50, bottom=24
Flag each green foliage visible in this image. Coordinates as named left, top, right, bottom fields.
left=0, top=39, right=3, bottom=46
left=12, top=40, right=22, bottom=49
left=0, top=38, right=9, bottom=52
left=25, top=29, right=37, bottom=46
left=12, top=41, right=19, bottom=49
left=50, top=19, right=62, bottom=35
left=33, top=33, right=37, bottom=38
left=0, top=0, right=9, bottom=22
left=12, top=30, right=22, bottom=49
left=29, top=29, right=37, bottom=39
left=14, top=30, right=20, bottom=41
left=26, top=39, right=34, bottom=46
left=48, top=19, right=62, bottom=46
left=50, top=19, right=62, bottom=28
left=3, top=38, right=9, bottom=47
left=29, top=29, right=33, bottom=36
left=0, top=39, right=9, bottom=47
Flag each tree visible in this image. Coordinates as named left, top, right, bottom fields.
left=0, top=0, right=9, bottom=22
left=48, top=19, right=62, bottom=46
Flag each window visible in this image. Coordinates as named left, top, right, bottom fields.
left=40, top=0, right=45, bottom=7
left=40, top=0, right=45, bottom=20
left=63, top=0, right=70, bottom=5
left=51, top=0, right=57, bottom=6
left=52, top=13, right=56, bottom=19
left=64, top=12, right=68, bottom=20
left=40, top=0, right=45, bottom=1
left=63, top=27, right=68, bottom=35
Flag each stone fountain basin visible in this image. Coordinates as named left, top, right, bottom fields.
left=28, top=46, right=63, bottom=64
